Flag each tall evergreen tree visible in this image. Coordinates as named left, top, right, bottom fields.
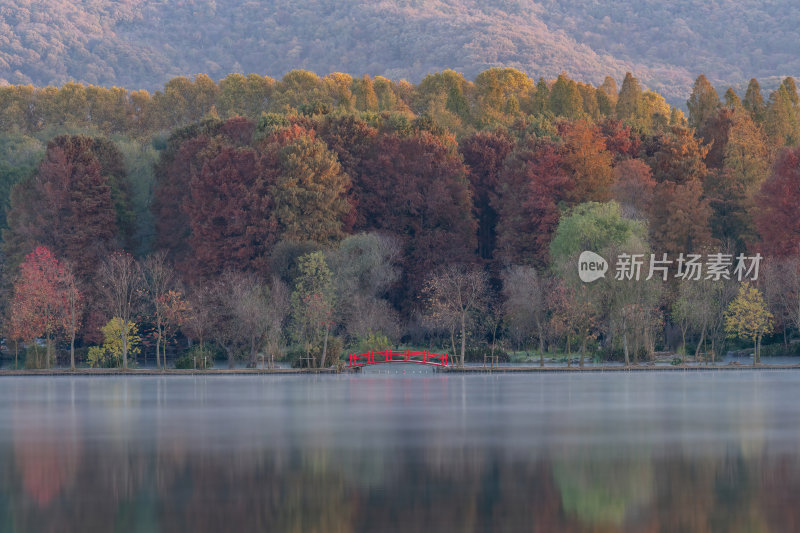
left=687, top=74, right=721, bottom=130
left=743, top=78, right=766, bottom=124
left=615, top=72, right=643, bottom=124
left=724, top=88, right=742, bottom=109
left=548, top=74, right=582, bottom=119
left=765, top=84, right=799, bottom=146
left=532, top=78, right=550, bottom=115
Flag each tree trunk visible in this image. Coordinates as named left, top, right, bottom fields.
left=70, top=327, right=76, bottom=370
left=490, top=320, right=498, bottom=358
left=155, top=326, right=161, bottom=370
left=711, top=338, right=716, bottom=364
left=681, top=326, right=687, bottom=356
left=695, top=323, right=707, bottom=362
left=449, top=326, right=457, bottom=361
left=580, top=337, right=586, bottom=368
left=248, top=335, right=257, bottom=368
left=122, top=321, right=128, bottom=370
left=227, top=346, right=235, bottom=369
left=321, top=324, right=330, bottom=368
left=46, top=332, right=52, bottom=369
left=537, top=319, right=545, bottom=367
left=757, top=334, right=763, bottom=365
left=622, top=333, right=629, bottom=366
left=566, top=335, right=571, bottom=368
left=460, top=312, right=466, bottom=367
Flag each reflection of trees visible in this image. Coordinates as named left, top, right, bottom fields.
left=13, top=385, right=80, bottom=509
left=4, top=377, right=800, bottom=531
left=554, top=453, right=653, bottom=528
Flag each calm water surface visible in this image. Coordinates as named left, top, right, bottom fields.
left=1, top=371, right=799, bottom=532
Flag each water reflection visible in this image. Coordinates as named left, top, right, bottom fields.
left=0, top=373, right=798, bottom=531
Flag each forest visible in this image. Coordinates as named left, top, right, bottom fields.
left=1, top=67, right=799, bottom=369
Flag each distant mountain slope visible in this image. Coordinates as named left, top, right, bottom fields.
left=0, top=1, right=796, bottom=100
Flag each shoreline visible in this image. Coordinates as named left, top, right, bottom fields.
left=0, top=363, right=799, bottom=376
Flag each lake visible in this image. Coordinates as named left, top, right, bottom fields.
left=0, top=370, right=798, bottom=532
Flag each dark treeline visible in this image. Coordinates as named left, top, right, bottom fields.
left=1, top=69, right=800, bottom=369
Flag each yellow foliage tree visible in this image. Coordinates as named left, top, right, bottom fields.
left=88, top=318, right=142, bottom=368
left=724, top=283, right=773, bottom=365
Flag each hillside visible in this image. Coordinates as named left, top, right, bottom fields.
left=0, top=1, right=798, bottom=101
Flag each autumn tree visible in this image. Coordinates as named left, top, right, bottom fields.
left=186, top=143, right=277, bottom=278
left=531, top=78, right=549, bottom=115
left=88, top=318, right=142, bottom=368
left=160, top=290, right=190, bottom=365
left=151, top=117, right=256, bottom=275
left=183, top=285, right=214, bottom=365
left=422, top=265, right=489, bottom=367
left=646, top=127, right=715, bottom=254
left=271, top=134, right=351, bottom=243
left=687, top=74, right=721, bottom=130
left=548, top=74, right=583, bottom=119
left=494, top=137, right=572, bottom=267
left=724, top=88, right=741, bottom=109
left=502, top=265, right=549, bottom=366
left=62, top=266, right=82, bottom=370
left=548, top=202, right=653, bottom=364
left=702, top=109, right=770, bottom=250
left=612, top=159, right=655, bottom=220
left=7, top=247, right=75, bottom=368
left=765, top=82, right=800, bottom=146
left=97, top=251, right=143, bottom=370
left=616, top=73, right=644, bottom=125
left=743, top=78, right=766, bottom=124
left=559, top=120, right=615, bottom=203
left=291, top=252, right=336, bottom=368
left=260, top=277, right=290, bottom=369
left=673, top=275, right=737, bottom=362
left=142, top=252, right=177, bottom=369
left=473, top=67, right=534, bottom=127
left=460, top=129, right=515, bottom=261
left=725, top=283, right=773, bottom=365
left=327, top=233, right=401, bottom=343
left=762, top=254, right=800, bottom=346
left=355, top=131, right=477, bottom=304
left=755, top=146, right=800, bottom=257
left=220, top=275, right=285, bottom=368
left=3, top=135, right=127, bottom=283
left=206, top=271, right=252, bottom=368
left=549, top=280, right=598, bottom=367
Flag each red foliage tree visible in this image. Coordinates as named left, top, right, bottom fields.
left=356, top=131, right=478, bottom=304
left=756, top=146, right=800, bottom=257
left=460, top=129, right=514, bottom=260
left=645, top=126, right=716, bottom=254
left=153, top=117, right=257, bottom=271
left=8, top=247, right=77, bottom=368
left=4, top=136, right=121, bottom=283
left=186, top=144, right=278, bottom=279
left=559, top=120, right=615, bottom=203
left=612, top=159, right=655, bottom=220
left=153, top=133, right=215, bottom=269
left=598, top=118, right=641, bottom=160
left=494, top=138, right=573, bottom=268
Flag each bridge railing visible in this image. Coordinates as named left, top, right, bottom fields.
left=348, top=349, right=448, bottom=367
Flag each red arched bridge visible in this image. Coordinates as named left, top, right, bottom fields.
left=348, top=349, right=449, bottom=368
